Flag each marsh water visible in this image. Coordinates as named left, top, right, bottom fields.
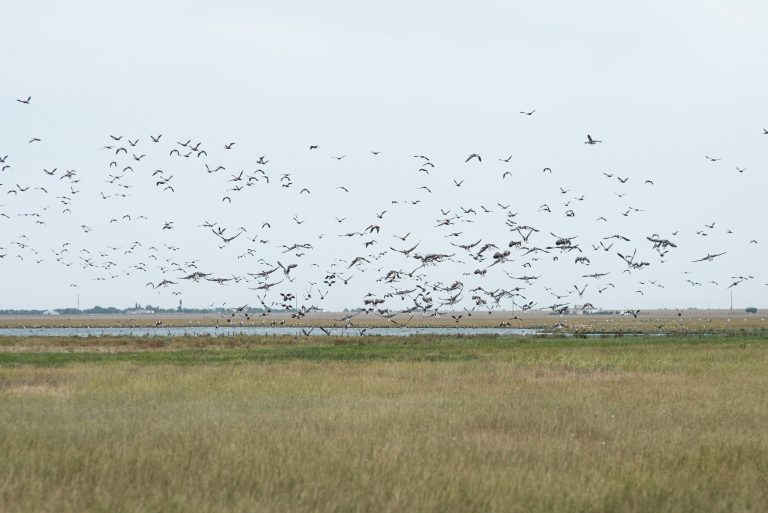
left=0, top=326, right=544, bottom=337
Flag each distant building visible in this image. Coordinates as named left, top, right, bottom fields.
left=124, top=309, right=154, bottom=315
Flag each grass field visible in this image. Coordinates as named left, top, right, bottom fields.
left=1, top=310, right=767, bottom=333
left=2, top=334, right=768, bottom=512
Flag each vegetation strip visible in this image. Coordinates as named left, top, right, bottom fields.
left=1, top=334, right=766, bottom=367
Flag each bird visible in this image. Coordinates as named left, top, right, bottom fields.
left=205, top=164, right=225, bottom=173
left=1, top=97, right=764, bottom=335
left=16, top=96, right=31, bottom=104
left=692, top=252, right=727, bottom=263
left=585, top=134, right=602, bottom=145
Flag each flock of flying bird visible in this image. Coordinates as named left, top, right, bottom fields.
left=1, top=95, right=766, bottom=324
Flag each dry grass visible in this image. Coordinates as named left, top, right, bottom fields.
left=1, top=310, right=767, bottom=333
left=2, top=336, right=768, bottom=512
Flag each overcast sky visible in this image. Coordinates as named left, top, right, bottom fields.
left=1, top=1, right=767, bottom=311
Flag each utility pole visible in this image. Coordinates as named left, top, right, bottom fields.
left=730, top=288, right=733, bottom=313
left=77, top=293, right=80, bottom=311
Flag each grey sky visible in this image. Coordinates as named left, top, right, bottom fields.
left=1, top=1, right=767, bottom=311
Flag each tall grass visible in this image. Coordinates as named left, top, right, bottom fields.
left=2, top=336, right=768, bottom=512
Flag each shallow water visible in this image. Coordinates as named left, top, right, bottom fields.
left=0, top=326, right=543, bottom=337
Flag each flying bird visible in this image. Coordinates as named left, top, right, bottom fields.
left=692, top=252, right=727, bottom=263
left=584, top=134, right=602, bottom=145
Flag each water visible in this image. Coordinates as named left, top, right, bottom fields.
left=0, top=326, right=542, bottom=337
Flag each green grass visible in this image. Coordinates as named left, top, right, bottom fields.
left=2, top=334, right=768, bottom=512
left=0, top=334, right=763, bottom=370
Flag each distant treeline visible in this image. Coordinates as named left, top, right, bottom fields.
left=0, top=306, right=269, bottom=315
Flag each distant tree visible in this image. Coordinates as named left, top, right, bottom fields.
left=745, top=307, right=758, bottom=314
left=0, top=309, right=45, bottom=315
